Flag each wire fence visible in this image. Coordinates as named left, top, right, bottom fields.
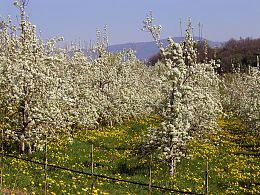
left=0, top=151, right=206, bottom=195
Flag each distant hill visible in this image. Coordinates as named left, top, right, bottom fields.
left=107, top=37, right=222, bottom=60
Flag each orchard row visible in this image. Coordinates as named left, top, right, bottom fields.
left=0, top=3, right=259, bottom=175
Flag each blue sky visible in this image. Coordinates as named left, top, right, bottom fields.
left=0, top=0, right=260, bottom=45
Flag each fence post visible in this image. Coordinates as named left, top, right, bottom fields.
left=44, top=133, right=48, bottom=195
left=205, top=160, right=209, bottom=195
left=0, top=128, right=4, bottom=191
left=91, top=144, right=94, bottom=176
left=91, top=143, right=95, bottom=194
left=148, top=154, right=152, bottom=195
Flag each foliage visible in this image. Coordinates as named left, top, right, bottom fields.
left=217, top=38, right=260, bottom=73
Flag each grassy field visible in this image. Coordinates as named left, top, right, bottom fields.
left=1, top=116, right=259, bottom=194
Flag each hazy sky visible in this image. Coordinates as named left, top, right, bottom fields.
left=0, top=0, right=260, bottom=45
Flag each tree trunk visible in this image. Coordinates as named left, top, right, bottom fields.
left=28, top=129, right=32, bottom=154
left=20, top=85, right=30, bottom=154
left=28, top=142, right=32, bottom=154
left=170, top=158, right=177, bottom=177
left=20, top=141, right=25, bottom=154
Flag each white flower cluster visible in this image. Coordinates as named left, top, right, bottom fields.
left=0, top=16, right=72, bottom=152
left=0, top=16, right=160, bottom=153
left=221, top=66, right=260, bottom=132
left=142, top=14, right=222, bottom=176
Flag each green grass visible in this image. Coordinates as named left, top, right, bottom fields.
left=0, top=116, right=259, bottom=194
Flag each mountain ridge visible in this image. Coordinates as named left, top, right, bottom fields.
left=107, top=37, right=222, bottom=60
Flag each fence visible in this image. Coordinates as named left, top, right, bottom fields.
left=0, top=146, right=208, bottom=195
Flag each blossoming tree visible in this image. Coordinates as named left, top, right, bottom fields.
left=0, top=2, right=73, bottom=153
left=142, top=13, right=222, bottom=176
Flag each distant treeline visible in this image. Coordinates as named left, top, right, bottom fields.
left=148, top=37, right=260, bottom=73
